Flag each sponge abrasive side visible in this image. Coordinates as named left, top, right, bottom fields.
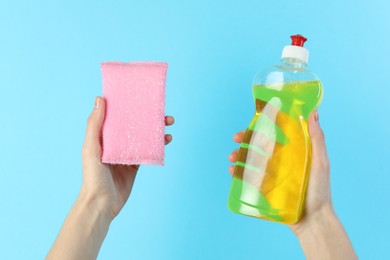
left=101, top=61, right=168, bottom=165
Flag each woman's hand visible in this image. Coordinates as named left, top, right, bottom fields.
left=227, top=111, right=357, bottom=259
left=47, top=96, right=174, bottom=260
left=81, top=96, right=175, bottom=220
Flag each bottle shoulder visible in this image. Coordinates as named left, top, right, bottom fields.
left=253, top=64, right=321, bottom=86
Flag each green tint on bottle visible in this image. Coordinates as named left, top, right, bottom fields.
left=228, top=80, right=323, bottom=224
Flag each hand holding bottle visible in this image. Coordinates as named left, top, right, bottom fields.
left=227, top=35, right=323, bottom=223
left=228, top=111, right=357, bottom=259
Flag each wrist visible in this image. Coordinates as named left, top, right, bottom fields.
left=77, top=188, right=113, bottom=226
left=292, top=205, right=358, bottom=260
left=291, top=204, right=336, bottom=239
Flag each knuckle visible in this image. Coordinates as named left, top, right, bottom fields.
left=321, top=160, right=330, bottom=171
left=317, top=128, right=325, bottom=140
left=87, top=114, right=95, bottom=126
left=81, top=145, right=90, bottom=158
left=82, top=144, right=94, bottom=158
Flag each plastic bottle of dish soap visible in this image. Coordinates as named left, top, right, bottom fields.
left=228, top=35, right=323, bottom=224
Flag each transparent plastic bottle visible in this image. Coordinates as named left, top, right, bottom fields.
left=228, top=35, right=323, bottom=224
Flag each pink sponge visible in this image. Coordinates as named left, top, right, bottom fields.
left=101, top=62, right=168, bottom=165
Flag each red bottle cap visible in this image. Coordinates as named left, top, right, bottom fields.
left=290, top=34, right=307, bottom=47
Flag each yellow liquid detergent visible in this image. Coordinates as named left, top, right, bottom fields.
left=228, top=80, right=323, bottom=224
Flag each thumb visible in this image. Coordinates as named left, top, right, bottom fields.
left=82, top=97, right=106, bottom=158
left=308, top=110, right=330, bottom=172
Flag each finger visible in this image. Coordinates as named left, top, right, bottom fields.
left=308, top=110, right=330, bottom=171
left=83, top=97, right=105, bottom=157
left=165, top=116, right=175, bottom=126
left=233, top=130, right=245, bottom=143
left=165, top=134, right=173, bottom=145
left=228, top=149, right=239, bottom=162
left=228, top=165, right=235, bottom=175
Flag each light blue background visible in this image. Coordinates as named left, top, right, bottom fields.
left=0, top=0, right=389, bottom=259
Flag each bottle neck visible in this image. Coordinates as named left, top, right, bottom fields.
left=280, top=57, right=307, bottom=69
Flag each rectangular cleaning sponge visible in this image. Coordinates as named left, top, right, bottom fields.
left=101, top=62, right=168, bottom=165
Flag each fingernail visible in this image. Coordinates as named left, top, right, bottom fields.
left=314, top=110, right=319, bottom=122
left=94, top=97, right=100, bottom=109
